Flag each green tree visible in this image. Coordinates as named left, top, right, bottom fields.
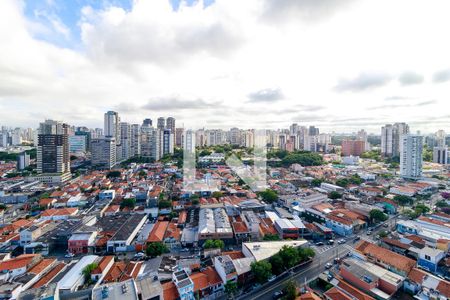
left=298, top=247, right=315, bottom=261
left=281, top=152, right=323, bottom=167
left=269, top=254, right=284, bottom=275
left=212, top=191, right=223, bottom=199
left=335, top=178, right=350, bottom=188
left=311, top=178, right=323, bottom=187
left=263, top=234, right=280, bottom=241
left=82, top=263, right=98, bottom=284
left=203, top=239, right=225, bottom=249
left=158, top=200, right=172, bottom=209
left=378, top=230, right=388, bottom=238
left=394, top=195, right=413, bottom=206
left=224, top=281, right=237, bottom=297
left=106, top=170, right=121, bottom=178
left=251, top=261, right=272, bottom=283
left=369, top=209, right=388, bottom=223
left=120, top=198, right=136, bottom=209
left=146, top=242, right=168, bottom=257
left=436, top=200, right=449, bottom=208
left=258, top=189, right=278, bottom=203
left=414, top=204, right=430, bottom=216
left=328, top=191, right=342, bottom=200
left=284, top=280, right=298, bottom=300
left=278, top=246, right=300, bottom=269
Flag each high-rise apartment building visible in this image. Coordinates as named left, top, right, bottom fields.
left=161, top=129, right=174, bottom=155
left=131, top=124, right=141, bottom=157
left=175, top=128, right=184, bottom=148
left=157, top=117, right=165, bottom=130
left=357, top=129, right=370, bottom=151
left=36, top=120, right=71, bottom=184
left=230, top=127, right=241, bottom=146
left=433, top=146, right=448, bottom=165
left=400, top=134, right=423, bottom=179
left=381, top=123, right=410, bottom=157
left=341, top=140, right=365, bottom=157
left=104, top=111, right=121, bottom=159
left=308, top=126, right=319, bottom=136
left=91, top=137, right=116, bottom=169
left=141, top=126, right=161, bottom=161
left=142, top=118, right=153, bottom=127
left=17, top=151, right=30, bottom=171
left=120, top=122, right=132, bottom=161
left=69, top=135, right=87, bottom=154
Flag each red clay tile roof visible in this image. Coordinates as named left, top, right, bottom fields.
left=407, top=268, right=427, bottom=284
left=324, top=287, right=353, bottom=300
left=92, top=256, right=114, bottom=275
left=0, top=254, right=39, bottom=272
left=436, top=280, right=450, bottom=298
left=28, top=258, right=56, bottom=275
left=336, top=278, right=375, bottom=300
left=190, top=272, right=209, bottom=291
left=162, top=282, right=179, bottom=300
left=147, top=221, right=169, bottom=243
left=355, top=241, right=416, bottom=274
left=222, top=251, right=245, bottom=260
left=32, top=262, right=66, bottom=289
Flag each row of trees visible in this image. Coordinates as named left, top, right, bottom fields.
left=250, top=246, right=315, bottom=283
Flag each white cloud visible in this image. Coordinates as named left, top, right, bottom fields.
left=0, top=0, right=449, bottom=133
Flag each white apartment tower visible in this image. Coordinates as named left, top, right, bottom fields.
left=120, top=122, right=132, bottom=161
left=400, top=134, right=423, bottom=179
left=104, top=111, right=121, bottom=159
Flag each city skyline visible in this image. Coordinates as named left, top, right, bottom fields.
left=1, top=0, right=450, bottom=132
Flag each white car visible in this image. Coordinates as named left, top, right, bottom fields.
left=65, top=253, right=74, bottom=258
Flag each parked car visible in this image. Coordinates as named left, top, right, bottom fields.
left=354, top=236, right=361, bottom=242
left=315, top=241, right=324, bottom=246
left=338, top=239, right=346, bottom=245
left=272, top=291, right=284, bottom=299
left=325, top=263, right=333, bottom=269
left=64, top=252, right=74, bottom=258
left=327, top=239, right=335, bottom=245
left=383, top=223, right=389, bottom=228
left=268, top=275, right=277, bottom=282
left=366, top=231, right=372, bottom=235
left=333, top=257, right=341, bottom=264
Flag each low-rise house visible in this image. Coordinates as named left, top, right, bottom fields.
left=417, top=247, right=445, bottom=273
left=90, top=255, right=114, bottom=283
left=103, top=261, right=143, bottom=283
left=0, top=254, right=42, bottom=281
left=68, top=231, right=98, bottom=255
left=340, top=258, right=405, bottom=299
left=58, top=255, right=99, bottom=294
left=39, top=208, right=78, bottom=221
left=404, top=268, right=450, bottom=300
left=91, top=278, right=139, bottom=300
left=354, top=241, right=416, bottom=277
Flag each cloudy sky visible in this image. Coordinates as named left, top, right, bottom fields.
left=0, top=0, right=449, bottom=134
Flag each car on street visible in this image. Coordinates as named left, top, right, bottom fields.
left=327, top=239, right=335, bottom=245
left=354, top=236, right=361, bottom=242
left=315, top=241, right=324, bottom=246
left=338, top=239, right=346, bottom=244
left=268, top=275, right=277, bottom=282
left=272, top=291, right=284, bottom=299
left=64, top=252, right=74, bottom=258
left=366, top=231, right=372, bottom=235
left=325, top=263, right=333, bottom=269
